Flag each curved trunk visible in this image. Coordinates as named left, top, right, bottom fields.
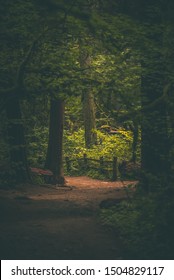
left=141, top=56, right=170, bottom=177
left=6, top=95, right=30, bottom=183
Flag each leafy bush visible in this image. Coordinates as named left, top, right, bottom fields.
left=26, top=126, right=48, bottom=167
left=100, top=186, right=174, bottom=259
left=64, top=128, right=133, bottom=160
left=63, top=128, right=136, bottom=179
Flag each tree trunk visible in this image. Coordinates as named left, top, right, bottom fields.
left=0, top=41, right=37, bottom=185
left=79, top=41, right=97, bottom=148
left=6, top=95, right=31, bottom=183
left=45, top=98, right=65, bottom=185
left=82, top=90, right=97, bottom=148
left=141, top=57, right=169, bottom=177
left=137, top=1, right=170, bottom=179
left=164, top=2, right=174, bottom=177
left=131, top=122, right=139, bottom=163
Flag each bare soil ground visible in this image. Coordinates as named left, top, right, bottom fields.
left=0, top=176, right=136, bottom=260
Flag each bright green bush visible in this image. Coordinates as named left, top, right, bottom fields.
left=63, top=127, right=140, bottom=179
left=64, top=128, right=134, bottom=160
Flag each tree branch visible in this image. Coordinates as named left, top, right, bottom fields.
left=16, top=38, right=39, bottom=88
left=142, top=83, right=171, bottom=112
left=0, top=33, right=44, bottom=112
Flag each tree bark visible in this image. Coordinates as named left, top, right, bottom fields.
left=0, top=40, right=38, bottom=184
left=131, top=122, right=139, bottom=163
left=79, top=42, right=97, bottom=148
left=6, top=94, right=31, bottom=183
left=141, top=56, right=170, bottom=177
left=164, top=2, right=174, bottom=177
left=134, top=1, right=171, bottom=178
left=45, top=98, right=65, bottom=185
left=82, top=90, right=97, bottom=148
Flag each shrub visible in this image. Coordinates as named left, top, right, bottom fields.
left=100, top=185, right=174, bottom=259
left=63, top=128, right=139, bottom=179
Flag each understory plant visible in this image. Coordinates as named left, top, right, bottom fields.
left=100, top=183, right=174, bottom=259
left=64, top=128, right=133, bottom=160
left=63, top=128, right=136, bottom=179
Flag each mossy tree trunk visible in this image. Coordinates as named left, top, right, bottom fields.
left=5, top=94, right=31, bottom=183
left=79, top=42, right=97, bottom=148
left=141, top=67, right=169, bottom=177
left=0, top=41, right=37, bottom=184
left=140, top=19, right=170, bottom=179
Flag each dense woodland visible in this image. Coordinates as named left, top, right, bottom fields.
left=1, top=0, right=174, bottom=259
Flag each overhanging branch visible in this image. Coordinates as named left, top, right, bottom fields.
left=0, top=35, right=43, bottom=112
left=142, top=83, right=171, bottom=112
left=16, top=39, right=39, bottom=88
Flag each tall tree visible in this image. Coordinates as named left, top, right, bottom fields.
left=0, top=40, right=38, bottom=183
left=45, top=98, right=65, bottom=184
left=163, top=1, right=174, bottom=177
left=116, top=0, right=172, bottom=179
left=79, top=40, right=97, bottom=148
left=0, top=0, right=43, bottom=184
left=139, top=1, right=170, bottom=178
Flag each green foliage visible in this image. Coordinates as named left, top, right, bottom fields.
left=63, top=127, right=140, bottom=179
left=64, top=128, right=133, bottom=160
left=26, top=126, right=49, bottom=167
left=64, top=128, right=85, bottom=159
left=100, top=185, right=174, bottom=259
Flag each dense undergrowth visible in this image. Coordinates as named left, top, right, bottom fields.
left=63, top=128, right=140, bottom=180
left=100, top=181, right=174, bottom=259
left=26, top=126, right=140, bottom=181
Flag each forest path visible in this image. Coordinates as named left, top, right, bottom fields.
left=0, top=176, right=136, bottom=260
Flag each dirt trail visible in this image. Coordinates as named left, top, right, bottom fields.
left=0, top=176, right=136, bottom=260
